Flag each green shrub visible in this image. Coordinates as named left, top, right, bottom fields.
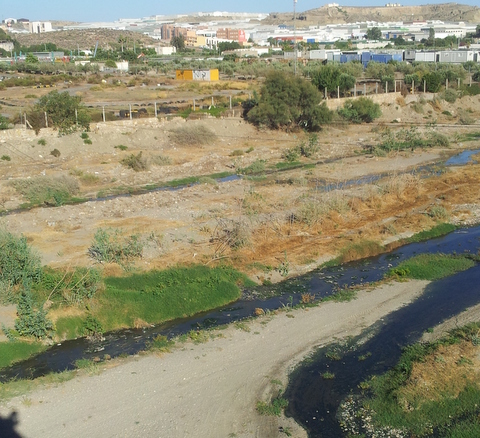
left=238, top=159, right=266, bottom=175
left=82, top=315, right=103, bottom=337
left=282, top=147, right=300, bottom=162
left=338, top=97, right=382, bottom=123
left=88, top=228, right=144, bottom=266
left=0, top=114, right=9, bottom=130
left=50, top=148, right=61, bottom=157
left=37, top=138, right=46, bottom=146
left=0, top=229, right=42, bottom=289
left=120, top=151, right=149, bottom=172
left=80, top=132, right=89, bottom=140
left=14, top=290, right=53, bottom=339
left=114, top=144, right=128, bottom=151
left=1, top=155, right=11, bottom=161
left=256, top=397, right=288, bottom=416
left=443, top=88, right=457, bottom=103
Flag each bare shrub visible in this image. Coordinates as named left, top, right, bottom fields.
left=210, top=218, right=251, bottom=257
left=169, top=124, right=217, bottom=146
left=150, top=154, right=172, bottom=166
left=377, top=174, right=420, bottom=198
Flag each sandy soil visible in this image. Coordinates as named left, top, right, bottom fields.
left=0, top=280, right=430, bottom=438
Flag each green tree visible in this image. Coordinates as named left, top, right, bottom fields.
left=33, top=90, right=90, bottom=134
left=366, top=27, right=382, bottom=40
left=244, top=71, right=332, bottom=131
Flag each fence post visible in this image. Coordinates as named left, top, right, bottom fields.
left=446, top=78, right=448, bottom=90
left=155, top=102, right=157, bottom=117
left=75, top=109, right=78, bottom=126
left=211, top=96, right=214, bottom=106
left=412, top=80, right=415, bottom=94
left=386, top=81, right=388, bottom=94
left=337, top=86, right=340, bottom=99
left=375, top=82, right=378, bottom=94
left=44, top=111, right=48, bottom=128
left=193, top=98, right=196, bottom=111
left=129, top=104, right=132, bottom=120
left=24, top=113, right=27, bottom=130
left=364, top=83, right=366, bottom=96
left=457, top=78, right=460, bottom=88
left=229, top=95, right=232, bottom=110
left=102, top=106, right=105, bottom=122
left=424, top=80, right=426, bottom=93
left=394, top=80, right=397, bottom=93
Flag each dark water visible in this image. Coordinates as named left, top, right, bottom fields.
left=285, top=256, right=480, bottom=437
left=1, top=225, right=479, bottom=384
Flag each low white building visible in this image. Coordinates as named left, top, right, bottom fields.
left=155, top=46, right=176, bottom=55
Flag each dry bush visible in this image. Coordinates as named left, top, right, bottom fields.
left=396, top=96, right=406, bottom=107
left=376, top=174, right=421, bottom=198
left=120, top=151, right=149, bottom=172
left=169, top=124, right=217, bottom=147
left=210, top=218, right=252, bottom=257
left=296, top=190, right=352, bottom=227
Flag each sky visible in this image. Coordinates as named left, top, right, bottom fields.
left=2, top=0, right=479, bottom=23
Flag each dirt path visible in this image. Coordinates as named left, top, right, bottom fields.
left=0, top=280, right=429, bottom=438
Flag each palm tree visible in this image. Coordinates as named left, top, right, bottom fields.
left=118, top=36, right=127, bottom=53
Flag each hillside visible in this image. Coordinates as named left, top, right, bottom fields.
left=13, top=29, right=159, bottom=51
left=265, top=3, right=480, bottom=27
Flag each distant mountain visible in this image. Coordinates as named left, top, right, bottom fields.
left=264, top=3, right=480, bottom=26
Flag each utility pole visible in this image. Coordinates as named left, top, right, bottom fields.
left=294, top=0, right=297, bottom=75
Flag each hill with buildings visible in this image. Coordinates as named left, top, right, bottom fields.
left=265, top=3, right=480, bottom=27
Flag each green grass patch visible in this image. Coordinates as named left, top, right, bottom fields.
left=94, top=265, right=255, bottom=331
left=274, top=161, right=302, bottom=170
left=54, top=316, right=85, bottom=340
left=0, top=341, right=45, bottom=369
left=387, top=253, right=475, bottom=281
left=10, top=175, right=81, bottom=207
left=403, top=223, right=456, bottom=244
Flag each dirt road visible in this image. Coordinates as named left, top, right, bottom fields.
left=0, top=280, right=428, bottom=438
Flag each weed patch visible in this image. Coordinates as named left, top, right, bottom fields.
left=169, top=125, right=216, bottom=146
left=387, top=253, right=475, bottom=281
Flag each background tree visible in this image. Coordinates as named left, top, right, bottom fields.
left=244, top=71, right=332, bottom=131
left=366, top=27, right=382, bottom=40
left=118, top=36, right=127, bottom=52
left=171, top=34, right=185, bottom=52
left=311, top=64, right=356, bottom=97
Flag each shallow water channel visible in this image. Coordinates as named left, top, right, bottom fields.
left=1, top=225, right=480, bottom=387
left=285, top=241, right=480, bottom=437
